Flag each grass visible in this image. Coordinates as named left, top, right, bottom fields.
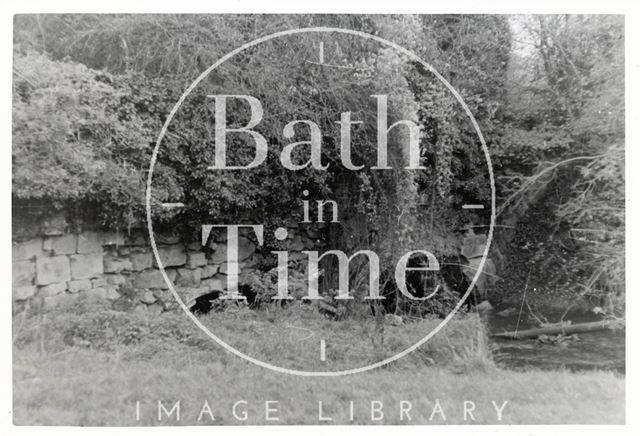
left=12, top=297, right=625, bottom=425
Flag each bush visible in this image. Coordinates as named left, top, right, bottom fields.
left=12, top=52, right=183, bottom=228
left=13, top=297, right=213, bottom=353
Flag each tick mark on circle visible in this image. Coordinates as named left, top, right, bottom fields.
left=161, top=202, right=185, bottom=209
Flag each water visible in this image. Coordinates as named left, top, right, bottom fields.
left=487, top=310, right=625, bottom=373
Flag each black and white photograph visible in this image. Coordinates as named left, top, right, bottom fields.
left=4, top=2, right=635, bottom=430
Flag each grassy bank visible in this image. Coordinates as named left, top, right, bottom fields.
left=12, top=298, right=625, bottom=425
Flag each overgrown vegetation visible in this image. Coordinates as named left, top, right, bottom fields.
left=10, top=15, right=626, bottom=427
left=14, top=295, right=490, bottom=371
left=494, top=16, right=624, bottom=313
left=12, top=14, right=624, bottom=313
left=13, top=297, right=624, bottom=425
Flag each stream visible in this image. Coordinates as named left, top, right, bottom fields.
left=486, top=310, right=625, bottom=373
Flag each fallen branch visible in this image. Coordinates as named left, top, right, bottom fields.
left=497, top=153, right=607, bottom=217
left=492, top=319, right=624, bottom=340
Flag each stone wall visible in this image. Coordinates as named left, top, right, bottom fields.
left=12, top=218, right=323, bottom=314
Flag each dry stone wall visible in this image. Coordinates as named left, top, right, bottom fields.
left=12, top=217, right=322, bottom=314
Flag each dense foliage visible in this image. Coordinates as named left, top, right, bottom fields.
left=12, top=14, right=624, bottom=311
left=495, top=16, right=624, bottom=312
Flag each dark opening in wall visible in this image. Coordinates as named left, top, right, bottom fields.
left=189, top=284, right=257, bottom=314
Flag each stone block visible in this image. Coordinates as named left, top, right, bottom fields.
left=166, top=268, right=177, bottom=282
left=77, top=231, right=104, bottom=254
left=140, top=290, right=157, bottom=304
left=134, top=270, right=169, bottom=289
left=210, top=244, right=227, bottom=264
left=152, top=289, right=173, bottom=303
left=68, top=279, right=92, bottom=293
left=103, top=256, right=132, bottom=273
left=12, top=239, right=45, bottom=261
left=201, top=264, right=219, bottom=279
left=209, top=237, right=255, bottom=264
left=176, top=267, right=201, bottom=287
left=36, top=256, right=71, bottom=285
left=104, top=274, right=127, bottom=287
left=45, top=234, right=77, bottom=255
left=13, top=285, right=37, bottom=301
left=219, top=262, right=244, bottom=275
left=130, top=252, right=153, bottom=271
left=85, top=286, right=119, bottom=301
left=201, top=277, right=224, bottom=292
left=187, top=252, right=207, bottom=269
left=70, top=253, right=104, bottom=279
left=153, top=245, right=187, bottom=267
left=13, top=260, right=36, bottom=287
left=38, top=282, right=68, bottom=297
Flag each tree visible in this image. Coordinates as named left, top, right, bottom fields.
left=496, top=15, right=624, bottom=312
